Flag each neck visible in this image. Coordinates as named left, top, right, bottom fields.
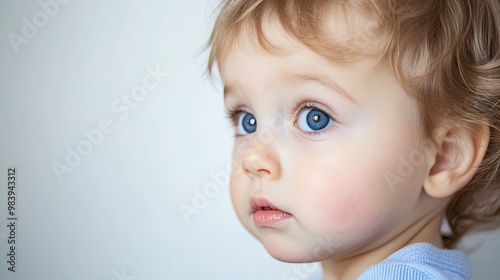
left=321, top=209, right=445, bottom=280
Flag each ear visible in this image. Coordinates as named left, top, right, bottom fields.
left=424, top=123, right=490, bottom=198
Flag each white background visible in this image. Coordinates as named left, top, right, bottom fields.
left=0, top=1, right=498, bottom=279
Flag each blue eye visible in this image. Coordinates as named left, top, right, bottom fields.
left=297, top=108, right=333, bottom=132
left=237, top=112, right=257, bottom=134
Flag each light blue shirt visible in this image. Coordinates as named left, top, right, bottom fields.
left=358, top=243, right=471, bottom=279
left=307, top=243, right=471, bottom=280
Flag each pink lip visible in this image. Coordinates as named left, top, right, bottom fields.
left=251, top=197, right=292, bottom=226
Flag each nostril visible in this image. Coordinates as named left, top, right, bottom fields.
left=242, top=167, right=270, bottom=177
left=257, top=169, right=271, bottom=175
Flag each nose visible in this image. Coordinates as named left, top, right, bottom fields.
left=242, top=139, right=281, bottom=180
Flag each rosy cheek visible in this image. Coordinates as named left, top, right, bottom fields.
left=292, top=151, right=392, bottom=236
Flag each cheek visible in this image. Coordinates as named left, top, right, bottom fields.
left=290, top=139, right=423, bottom=238
left=293, top=160, right=387, bottom=236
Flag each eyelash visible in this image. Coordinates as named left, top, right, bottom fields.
left=225, top=101, right=336, bottom=137
left=293, top=101, right=336, bottom=137
left=225, top=105, right=245, bottom=128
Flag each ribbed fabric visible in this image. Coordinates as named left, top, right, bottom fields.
left=357, top=243, right=471, bottom=280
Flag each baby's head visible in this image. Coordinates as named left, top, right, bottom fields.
left=208, top=0, right=500, bottom=265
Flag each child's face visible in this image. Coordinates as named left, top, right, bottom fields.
left=219, top=24, right=434, bottom=262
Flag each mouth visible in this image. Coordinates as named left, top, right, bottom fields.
left=251, top=197, right=293, bottom=226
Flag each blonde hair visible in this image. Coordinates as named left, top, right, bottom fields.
left=207, top=0, right=500, bottom=248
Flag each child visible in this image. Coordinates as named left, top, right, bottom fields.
left=207, top=0, right=500, bottom=279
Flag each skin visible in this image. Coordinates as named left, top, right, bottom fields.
left=218, top=21, right=455, bottom=280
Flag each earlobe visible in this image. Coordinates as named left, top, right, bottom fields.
left=424, top=124, right=490, bottom=198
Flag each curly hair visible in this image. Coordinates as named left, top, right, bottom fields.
left=207, top=0, right=500, bottom=249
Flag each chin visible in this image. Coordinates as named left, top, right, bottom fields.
left=265, top=245, right=326, bottom=263
left=256, top=233, right=327, bottom=263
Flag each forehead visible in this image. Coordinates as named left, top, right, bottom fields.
left=217, top=18, right=300, bottom=71
left=213, top=3, right=387, bottom=73
left=218, top=17, right=383, bottom=95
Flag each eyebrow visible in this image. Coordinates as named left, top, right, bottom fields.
left=282, top=72, right=357, bottom=104
left=223, top=84, right=237, bottom=98
left=224, top=72, right=357, bottom=104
